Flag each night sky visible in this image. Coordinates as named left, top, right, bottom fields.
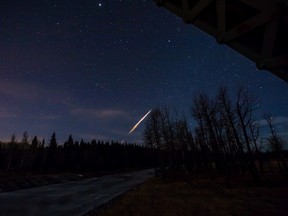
left=1, top=0, right=287, bottom=144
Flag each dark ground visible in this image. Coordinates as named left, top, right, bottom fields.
left=89, top=171, right=288, bottom=216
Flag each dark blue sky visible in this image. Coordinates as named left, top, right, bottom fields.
left=0, top=0, right=287, bottom=144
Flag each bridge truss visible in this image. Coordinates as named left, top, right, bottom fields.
left=154, top=0, right=288, bottom=82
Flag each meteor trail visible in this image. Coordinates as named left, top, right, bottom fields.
left=129, top=109, right=152, bottom=134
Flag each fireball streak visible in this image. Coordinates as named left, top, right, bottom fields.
left=129, top=109, right=152, bottom=134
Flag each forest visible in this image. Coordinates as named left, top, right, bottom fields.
left=143, top=86, right=287, bottom=184
left=0, top=133, right=156, bottom=174
left=0, top=86, right=287, bottom=185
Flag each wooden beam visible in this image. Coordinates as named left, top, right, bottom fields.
left=260, top=14, right=280, bottom=60
left=221, top=10, right=275, bottom=43
left=258, top=54, right=288, bottom=69
left=216, top=0, right=226, bottom=43
left=193, top=19, right=218, bottom=37
left=184, top=0, right=213, bottom=23
left=228, top=41, right=260, bottom=62
left=181, top=0, right=189, bottom=13
left=239, top=0, right=276, bottom=11
left=270, top=68, right=288, bottom=82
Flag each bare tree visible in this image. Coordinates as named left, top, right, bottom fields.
left=144, top=108, right=166, bottom=177
left=249, top=121, right=264, bottom=174
left=192, top=92, right=225, bottom=174
left=217, top=86, right=246, bottom=174
left=264, top=114, right=288, bottom=174
left=235, top=87, right=260, bottom=183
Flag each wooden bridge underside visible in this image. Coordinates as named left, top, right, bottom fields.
left=154, top=0, right=288, bottom=82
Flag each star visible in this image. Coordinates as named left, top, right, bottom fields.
left=0, top=0, right=287, bottom=145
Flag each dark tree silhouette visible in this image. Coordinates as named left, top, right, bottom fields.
left=235, top=87, right=261, bottom=183
left=49, top=132, right=58, bottom=149
left=31, top=136, right=39, bottom=151
left=142, top=86, right=281, bottom=185
left=6, top=134, right=16, bottom=173
left=264, top=114, right=288, bottom=174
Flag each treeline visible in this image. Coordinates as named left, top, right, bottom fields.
left=143, top=86, right=287, bottom=183
left=0, top=132, right=157, bottom=174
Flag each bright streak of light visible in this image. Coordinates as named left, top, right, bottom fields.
left=129, top=109, right=152, bottom=134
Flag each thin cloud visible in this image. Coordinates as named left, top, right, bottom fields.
left=71, top=108, right=131, bottom=120
left=39, top=114, right=60, bottom=120
left=0, top=109, right=14, bottom=118
left=258, top=116, right=288, bottom=141
left=258, top=116, right=288, bottom=127
left=0, top=80, right=71, bottom=106
left=0, top=81, right=38, bottom=101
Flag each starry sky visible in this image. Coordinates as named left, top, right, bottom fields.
left=0, top=0, right=287, bottom=144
